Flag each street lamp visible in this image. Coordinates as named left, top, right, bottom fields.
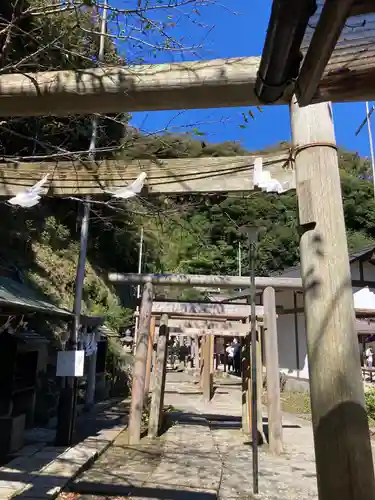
left=239, top=225, right=266, bottom=495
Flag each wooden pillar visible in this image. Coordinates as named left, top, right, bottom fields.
left=150, top=321, right=159, bottom=393
left=210, top=336, right=215, bottom=373
left=200, top=336, right=205, bottom=388
left=144, top=316, right=156, bottom=398
left=290, top=98, right=375, bottom=500
left=148, top=314, right=169, bottom=438
left=202, top=336, right=212, bottom=401
left=194, top=335, right=200, bottom=369
left=128, top=282, right=153, bottom=445
left=293, top=292, right=300, bottom=378
left=263, top=287, right=283, bottom=455
left=256, top=330, right=264, bottom=441
left=186, top=336, right=193, bottom=368
left=223, top=337, right=227, bottom=373
left=242, top=335, right=250, bottom=434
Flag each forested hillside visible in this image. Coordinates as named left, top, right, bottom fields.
left=1, top=1, right=374, bottom=330
left=3, top=133, right=374, bottom=328
left=134, top=138, right=375, bottom=277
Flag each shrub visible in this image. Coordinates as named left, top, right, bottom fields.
left=262, top=371, right=287, bottom=392
left=365, top=389, right=375, bottom=422
left=106, top=337, right=132, bottom=398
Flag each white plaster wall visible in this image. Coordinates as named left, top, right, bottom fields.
left=277, top=312, right=308, bottom=379
left=352, top=261, right=375, bottom=294
left=297, top=312, right=308, bottom=378
left=276, top=260, right=375, bottom=381
left=276, top=289, right=304, bottom=310
left=353, top=287, right=375, bottom=309
left=351, top=261, right=362, bottom=281
left=362, top=261, right=375, bottom=280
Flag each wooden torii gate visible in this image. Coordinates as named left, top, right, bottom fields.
left=0, top=152, right=295, bottom=197
left=114, top=275, right=289, bottom=455
left=147, top=301, right=268, bottom=447
left=2, top=2, right=374, bottom=497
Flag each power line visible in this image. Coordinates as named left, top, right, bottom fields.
left=355, top=102, right=375, bottom=199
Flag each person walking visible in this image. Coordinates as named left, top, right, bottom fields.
left=232, top=338, right=241, bottom=376
left=366, top=346, right=373, bottom=369
left=226, top=342, right=234, bottom=372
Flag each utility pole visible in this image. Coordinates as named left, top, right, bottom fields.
left=55, top=0, right=108, bottom=446
left=355, top=101, right=375, bottom=198
left=134, top=227, right=144, bottom=354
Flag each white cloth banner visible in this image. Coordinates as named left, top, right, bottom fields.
left=82, top=332, right=98, bottom=356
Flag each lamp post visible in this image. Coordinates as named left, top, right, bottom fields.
left=239, top=225, right=265, bottom=495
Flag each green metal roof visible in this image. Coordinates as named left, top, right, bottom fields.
left=0, top=277, right=73, bottom=318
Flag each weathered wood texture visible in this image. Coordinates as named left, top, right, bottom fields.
left=290, top=98, right=375, bottom=500
left=128, top=282, right=153, bottom=445
left=144, top=316, right=156, bottom=398
left=210, top=336, right=215, bottom=374
left=0, top=153, right=294, bottom=197
left=202, top=336, right=213, bottom=401
left=148, top=314, right=169, bottom=438
left=194, top=335, right=200, bottom=369
left=199, top=337, right=204, bottom=388
left=150, top=314, right=263, bottom=324
left=350, top=0, right=375, bottom=16
left=356, top=309, right=375, bottom=318
left=110, top=273, right=304, bottom=290
left=150, top=324, right=158, bottom=393
left=297, top=0, right=355, bottom=106
left=0, top=58, right=270, bottom=117
left=305, top=5, right=375, bottom=105
left=0, top=52, right=374, bottom=117
left=263, top=287, right=283, bottom=455
left=242, top=335, right=250, bottom=434
left=151, top=301, right=263, bottom=318
left=156, top=327, right=248, bottom=337
left=160, top=318, right=250, bottom=331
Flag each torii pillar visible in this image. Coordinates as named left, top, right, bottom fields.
left=290, top=98, right=375, bottom=500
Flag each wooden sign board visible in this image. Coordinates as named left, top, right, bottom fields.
left=151, top=301, right=263, bottom=318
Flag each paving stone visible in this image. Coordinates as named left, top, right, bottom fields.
left=25, top=429, right=56, bottom=444
left=11, top=445, right=45, bottom=458
left=0, top=478, right=33, bottom=492
left=0, top=485, right=27, bottom=497
left=0, top=400, right=129, bottom=499
left=4, top=456, right=55, bottom=475
left=61, top=372, right=375, bottom=500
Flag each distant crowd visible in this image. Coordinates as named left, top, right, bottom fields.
left=167, top=336, right=242, bottom=376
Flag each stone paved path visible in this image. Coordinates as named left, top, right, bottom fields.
left=61, top=371, right=370, bottom=500
left=0, top=400, right=128, bottom=499
left=161, top=373, right=318, bottom=500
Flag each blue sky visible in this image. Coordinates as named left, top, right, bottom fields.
left=124, top=0, right=372, bottom=158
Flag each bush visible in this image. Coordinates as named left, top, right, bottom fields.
left=279, top=372, right=287, bottom=392
left=365, top=389, right=375, bottom=422
left=262, top=371, right=287, bottom=392
left=106, top=337, right=133, bottom=398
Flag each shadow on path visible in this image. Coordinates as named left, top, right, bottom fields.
left=69, top=482, right=217, bottom=499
